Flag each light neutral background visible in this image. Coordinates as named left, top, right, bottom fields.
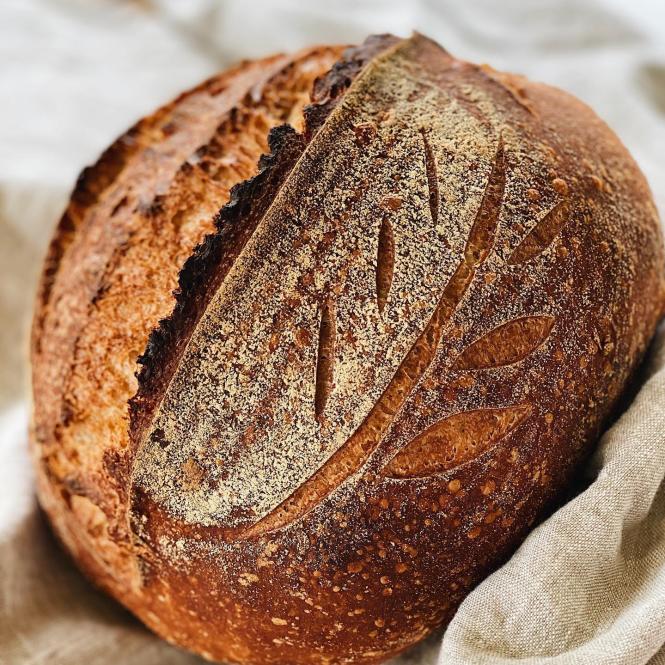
left=2, top=1, right=665, bottom=664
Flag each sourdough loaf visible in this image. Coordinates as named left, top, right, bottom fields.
left=31, top=33, right=665, bottom=665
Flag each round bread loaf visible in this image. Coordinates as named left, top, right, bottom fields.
left=31, top=33, right=665, bottom=665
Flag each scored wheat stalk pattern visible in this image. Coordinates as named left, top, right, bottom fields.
left=235, top=132, right=570, bottom=541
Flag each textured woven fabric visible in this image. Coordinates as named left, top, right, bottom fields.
left=2, top=1, right=665, bottom=663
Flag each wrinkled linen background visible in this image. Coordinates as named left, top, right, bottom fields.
left=2, top=1, right=665, bottom=663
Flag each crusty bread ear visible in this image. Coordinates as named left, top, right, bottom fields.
left=30, top=44, right=345, bottom=592
left=31, top=33, right=665, bottom=665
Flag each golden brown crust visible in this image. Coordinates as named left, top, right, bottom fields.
left=31, top=33, right=665, bottom=665
left=30, top=44, right=345, bottom=593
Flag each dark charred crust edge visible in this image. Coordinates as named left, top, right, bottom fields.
left=128, top=34, right=401, bottom=448
left=129, top=124, right=306, bottom=439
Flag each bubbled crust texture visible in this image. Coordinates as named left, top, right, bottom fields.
left=32, top=34, right=665, bottom=665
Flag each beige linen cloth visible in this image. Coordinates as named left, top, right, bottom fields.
left=2, top=1, right=665, bottom=663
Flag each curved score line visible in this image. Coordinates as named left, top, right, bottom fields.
left=234, top=137, right=506, bottom=541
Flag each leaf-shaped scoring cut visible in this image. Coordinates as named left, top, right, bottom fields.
left=452, top=315, right=555, bottom=370
left=376, top=217, right=395, bottom=315
left=382, top=404, right=532, bottom=479
left=314, top=299, right=336, bottom=419
left=508, top=200, right=569, bottom=264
